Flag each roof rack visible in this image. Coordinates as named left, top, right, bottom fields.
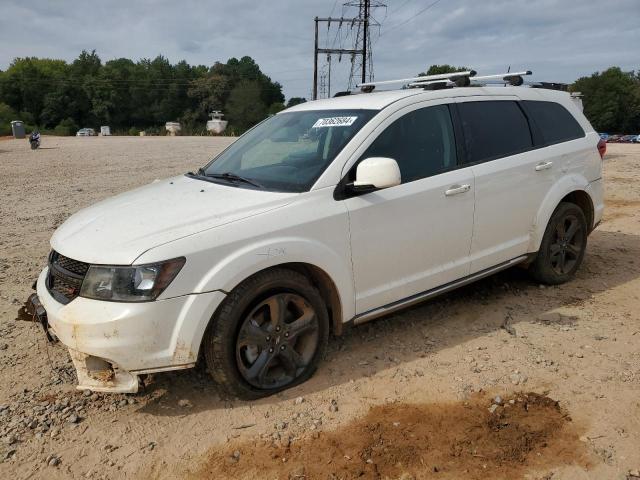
left=409, top=70, right=533, bottom=88
left=357, top=70, right=477, bottom=92
left=348, top=69, right=571, bottom=95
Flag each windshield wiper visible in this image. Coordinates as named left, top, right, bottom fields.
left=203, top=171, right=263, bottom=188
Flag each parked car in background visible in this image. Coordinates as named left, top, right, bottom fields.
left=620, top=135, right=637, bottom=143
left=633, top=134, right=640, bottom=143
left=76, top=128, right=96, bottom=137
left=607, top=134, right=623, bottom=143
left=599, top=133, right=609, bottom=141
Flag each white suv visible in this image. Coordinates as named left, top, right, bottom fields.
left=26, top=80, right=604, bottom=398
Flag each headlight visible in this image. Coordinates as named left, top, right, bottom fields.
left=79, top=257, right=185, bottom=302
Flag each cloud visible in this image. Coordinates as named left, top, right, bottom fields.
left=0, top=0, right=638, bottom=100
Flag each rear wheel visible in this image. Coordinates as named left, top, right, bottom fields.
left=203, top=268, right=329, bottom=399
left=529, top=202, right=588, bottom=285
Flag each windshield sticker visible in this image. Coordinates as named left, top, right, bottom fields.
left=312, top=116, right=358, bottom=128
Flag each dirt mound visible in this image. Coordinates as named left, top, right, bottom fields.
left=193, top=392, right=589, bottom=479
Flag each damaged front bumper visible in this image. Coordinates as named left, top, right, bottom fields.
left=18, top=290, right=140, bottom=393
left=17, top=268, right=226, bottom=394
left=68, top=349, right=139, bottom=393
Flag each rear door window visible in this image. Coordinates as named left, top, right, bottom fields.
left=522, top=100, right=585, bottom=146
left=458, top=100, right=533, bottom=164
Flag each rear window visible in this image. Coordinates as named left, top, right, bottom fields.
left=458, top=100, right=533, bottom=164
left=522, top=100, right=585, bottom=146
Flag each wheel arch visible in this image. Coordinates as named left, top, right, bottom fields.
left=197, top=261, right=346, bottom=364
left=222, top=262, right=345, bottom=336
left=529, top=176, right=595, bottom=252
left=279, top=263, right=345, bottom=336
left=560, top=190, right=594, bottom=231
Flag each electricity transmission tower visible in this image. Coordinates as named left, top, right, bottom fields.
left=313, top=0, right=385, bottom=99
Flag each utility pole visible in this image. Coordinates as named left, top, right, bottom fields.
left=312, top=2, right=384, bottom=99
left=327, top=55, right=332, bottom=98
left=361, top=0, right=369, bottom=85
left=313, top=17, right=319, bottom=100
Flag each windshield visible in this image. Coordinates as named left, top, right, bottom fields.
left=199, top=109, right=377, bottom=192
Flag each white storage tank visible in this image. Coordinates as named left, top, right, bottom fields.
left=165, top=122, right=181, bottom=136
left=206, top=111, right=228, bottom=134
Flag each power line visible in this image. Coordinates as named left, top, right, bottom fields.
left=381, top=0, right=443, bottom=35
left=329, top=0, right=339, bottom=17
left=388, top=0, right=414, bottom=16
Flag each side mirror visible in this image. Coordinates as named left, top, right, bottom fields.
left=352, top=157, right=401, bottom=192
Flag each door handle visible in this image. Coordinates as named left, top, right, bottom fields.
left=445, top=184, right=471, bottom=196
left=535, top=161, right=553, bottom=171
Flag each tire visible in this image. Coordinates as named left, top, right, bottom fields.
left=203, top=268, right=329, bottom=399
left=529, top=202, right=588, bottom=285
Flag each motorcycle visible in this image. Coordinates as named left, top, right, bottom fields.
left=29, top=131, right=41, bottom=150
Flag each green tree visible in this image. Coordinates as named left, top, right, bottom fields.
left=0, top=57, right=68, bottom=124
left=187, top=74, right=230, bottom=121
left=268, top=102, right=285, bottom=115
left=225, top=81, right=267, bottom=132
left=286, top=97, right=306, bottom=108
left=0, top=52, right=284, bottom=134
left=0, top=102, right=17, bottom=135
left=420, top=64, right=470, bottom=76
left=571, top=67, right=640, bottom=133
left=53, top=117, right=78, bottom=136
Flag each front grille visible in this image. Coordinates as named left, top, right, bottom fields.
left=55, top=254, right=89, bottom=276
left=47, top=251, right=90, bottom=304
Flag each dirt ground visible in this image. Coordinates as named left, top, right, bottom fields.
left=0, top=136, right=638, bottom=480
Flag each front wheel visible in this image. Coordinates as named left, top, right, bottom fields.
left=203, top=268, right=329, bottom=399
left=529, top=202, right=588, bottom=285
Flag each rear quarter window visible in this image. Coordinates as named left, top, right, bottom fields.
left=522, top=100, right=585, bottom=146
left=457, top=100, right=533, bottom=164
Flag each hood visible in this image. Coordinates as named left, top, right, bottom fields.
left=51, top=175, right=296, bottom=264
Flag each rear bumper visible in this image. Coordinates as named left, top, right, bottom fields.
left=587, top=178, right=604, bottom=231
left=33, top=268, right=226, bottom=393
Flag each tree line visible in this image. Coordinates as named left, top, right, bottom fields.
left=1, top=53, right=638, bottom=137
left=0, top=50, right=307, bottom=136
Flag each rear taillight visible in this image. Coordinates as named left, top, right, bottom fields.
left=597, top=138, right=606, bottom=159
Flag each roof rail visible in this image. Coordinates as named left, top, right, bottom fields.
left=357, top=70, right=477, bottom=92
left=531, top=81, right=569, bottom=91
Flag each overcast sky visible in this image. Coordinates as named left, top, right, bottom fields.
left=1, top=0, right=638, bottom=100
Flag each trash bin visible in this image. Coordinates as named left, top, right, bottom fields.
left=100, top=126, right=111, bottom=136
left=11, top=120, right=26, bottom=139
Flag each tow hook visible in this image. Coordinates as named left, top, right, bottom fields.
left=16, top=293, right=56, bottom=343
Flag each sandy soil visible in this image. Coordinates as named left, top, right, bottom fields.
left=0, top=137, right=638, bottom=480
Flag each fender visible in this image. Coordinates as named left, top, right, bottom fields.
left=528, top=174, right=592, bottom=252
left=195, top=236, right=355, bottom=323
left=139, top=237, right=355, bottom=368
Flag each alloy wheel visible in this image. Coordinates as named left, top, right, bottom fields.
left=235, top=293, right=319, bottom=389
left=549, top=213, right=585, bottom=275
